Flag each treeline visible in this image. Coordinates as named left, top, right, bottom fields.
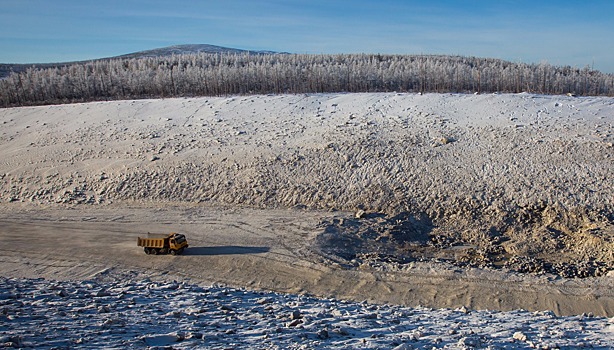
left=1, top=53, right=613, bottom=107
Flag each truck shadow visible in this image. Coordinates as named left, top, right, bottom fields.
left=183, top=246, right=270, bottom=256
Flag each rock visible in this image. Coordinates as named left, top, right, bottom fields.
left=101, top=318, right=124, bottom=328
left=363, top=312, right=378, bottom=319
left=316, top=328, right=329, bottom=339
left=392, top=344, right=412, bottom=350
left=330, top=309, right=343, bottom=317
left=332, top=327, right=350, bottom=336
left=458, top=336, right=481, bottom=347
left=286, top=319, right=302, bottom=328
left=440, top=136, right=454, bottom=145
left=2, top=336, right=23, bottom=348
left=219, top=305, right=234, bottom=312
left=409, top=331, right=422, bottom=341
left=513, top=331, right=527, bottom=342
left=290, top=310, right=302, bottom=320
left=256, top=297, right=273, bottom=305
left=95, top=289, right=110, bottom=297
left=141, top=333, right=183, bottom=346
left=97, top=305, right=110, bottom=313
left=164, top=310, right=181, bottom=318
left=456, top=306, right=470, bottom=314
left=186, top=332, right=204, bottom=340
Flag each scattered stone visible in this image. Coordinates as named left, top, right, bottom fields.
left=97, top=305, right=110, bottom=313
left=513, top=331, right=528, bottom=342
left=458, top=336, right=481, bottom=347
left=363, top=312, right=378, bottom=319
left=256, top=297, right=273, bottom=305
left=440, top=136, right=454, bottom=145
left=286, top=319, right=302, bottom=328
left=332, top=327, right=350, bottom=336
left=456, top=306, right=470, bottom=314
left=219, top=305, right=234, bottom=312
left=164, top=310, right=181, bottom=318
left=95, top=289, right=110, bottom=297
left=316, top=329, right=329, bottom=339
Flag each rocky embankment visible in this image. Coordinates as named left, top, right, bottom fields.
left=2, top=276, right=612, bottom=349
left=1, top=93, right=612, bottom=277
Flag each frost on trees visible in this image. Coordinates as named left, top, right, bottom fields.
left=1, top=53, right=612, bottom=107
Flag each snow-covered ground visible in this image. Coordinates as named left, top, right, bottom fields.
left=1, top=276, right=612, bottom=349
left=1, top=92, right=613, bottom=348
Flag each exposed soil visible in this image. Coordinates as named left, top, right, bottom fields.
left=316, top=211, right=612, bottom=278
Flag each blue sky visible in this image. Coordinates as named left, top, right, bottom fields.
left=1, top=0, right=613, bottom=73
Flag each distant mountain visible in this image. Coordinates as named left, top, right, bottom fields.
left=0, top=44, right=283, bottom=78
left=115, top=44, right=282, bottom=59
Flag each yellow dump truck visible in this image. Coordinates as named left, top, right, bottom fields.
left=137, top=233, right=189, bottom=255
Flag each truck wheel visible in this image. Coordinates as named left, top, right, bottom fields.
left=170, top=249, right=177, bottom=256
left=144, top=248, right=150, bottom=255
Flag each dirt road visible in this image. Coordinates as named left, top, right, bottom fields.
left=1, top=205, right=611, bottom=317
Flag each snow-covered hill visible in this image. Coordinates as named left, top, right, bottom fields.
left=0, top=44, right=282, bottom=79
left=115, top=44, right=282, bottom=59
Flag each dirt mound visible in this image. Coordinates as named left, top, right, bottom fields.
left=314, top=210, right=612, bottom=278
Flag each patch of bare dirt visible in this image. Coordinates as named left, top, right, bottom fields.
left=315, top=209, right=612, bottom=278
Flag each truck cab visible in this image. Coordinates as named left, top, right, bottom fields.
left=169, top=233, right=187, bottom=251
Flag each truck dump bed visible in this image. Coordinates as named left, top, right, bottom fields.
left=137, top=236, right=166, bottom=248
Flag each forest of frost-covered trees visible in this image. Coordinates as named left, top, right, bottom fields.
left=1, top=53, right=613, bottom=107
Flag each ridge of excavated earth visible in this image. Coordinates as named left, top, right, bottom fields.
left=0, top=92, right=613, bottom=317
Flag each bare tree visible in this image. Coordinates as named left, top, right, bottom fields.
left=1, top=53, right=613, bottom=107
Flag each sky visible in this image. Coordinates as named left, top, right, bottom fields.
left=1, top=0, right=613, bottom=73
